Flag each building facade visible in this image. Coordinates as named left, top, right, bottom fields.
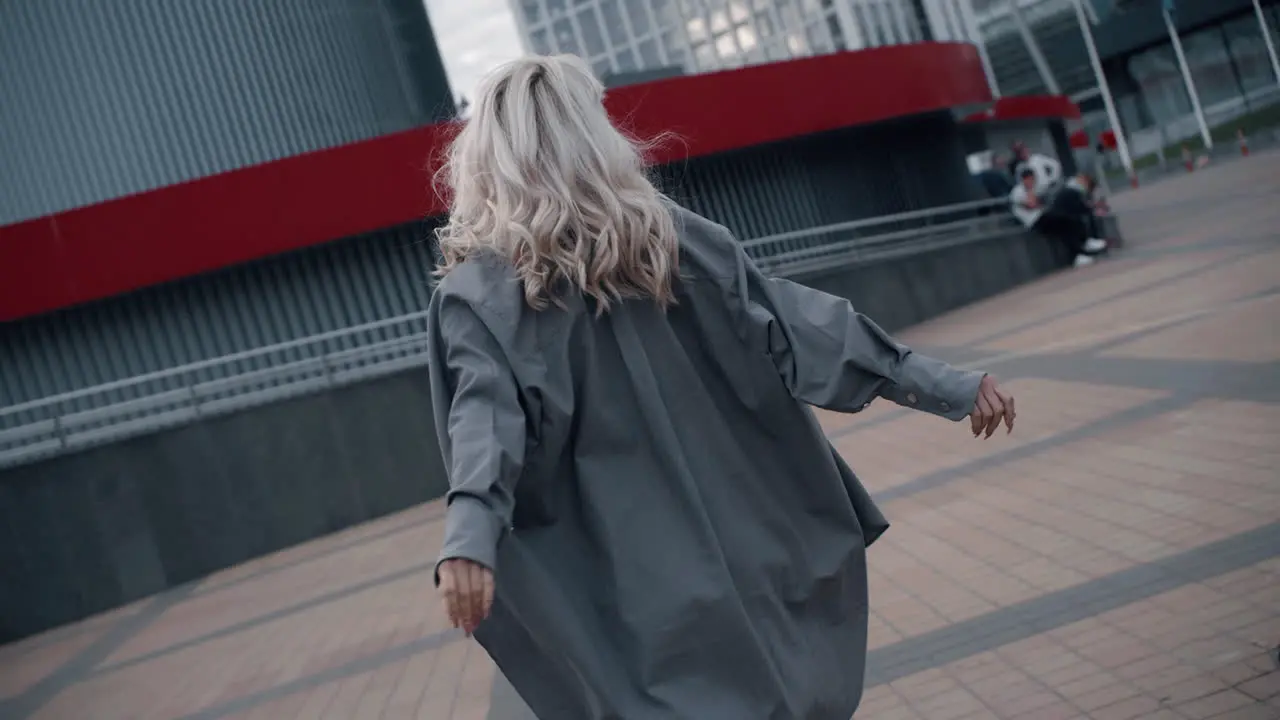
left=0, top=0, right=455, bottom=226
left=508, top=0, right=946, bottom=79
left=969, top=0, right=1280, bottom=156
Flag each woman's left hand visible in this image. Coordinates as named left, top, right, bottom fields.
left=438, top=558, right=495, bottom=635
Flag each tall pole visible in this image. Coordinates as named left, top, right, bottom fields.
left=1008, top=0, right=1061, bottom=95
left=1254, top=0, right=1280, bottom=88
left=1071, top=0, right=1133, bottom=181
left=958, top=0, right=1000, bottom=98
left=1164, top=7, right=1212, bottom=149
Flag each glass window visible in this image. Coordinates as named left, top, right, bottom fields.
left=716, top=32, right=738, bottom=59
left=779, top=3, right=803, bottom=33
left=627, top=1, right=653, bottom=36
left=711, top=10, right=731, bottom=33
left=552, top=18, right=577, bottom=52
left=1272, top=7, right=1280, bottom=53
left=736, top=25, right=758, bottom=52
left=591, top=57, right=613, bottom=79
left=1181, top=25, right=1241, bottom=109
left=806, top=21, right=831, bottom=53
left=826, top=14, right=845, bottom=50
left=577, top=9, right=607, bottom=55
left=1222, top=15, right=1274, bottom=96
left=652, top=0, right=682, bottom=31
left=694, top=41, right=718, bottom=69
left=730, top=1, right=750, bottom=23
left=520, top=0, right=542, bottom=25
left=687, top=17, right=708, bottom=43
left=530, top=28, right=552, bottom=55
left=754, top=12, right=774, bottom=38
left=600, top=0, right=630, bottom=47
left=660, top=27, right=684, bottom=53
left=787, top=32, right=807, bottom=56
left=616, top=49, right=638, bottom=71
left=1128, top=44, right=1191, bottom=127
left=638, top=39, right=662, bottom=66
left=546, top=0, right=567, bottom=16
left=666, top=46, right=689, bottom=71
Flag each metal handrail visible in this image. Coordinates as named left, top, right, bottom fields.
left=741, top=198, right=1005, bottom=251
left=0, top=199, right=1020, bottom=469
left=0, top=310, right=431, bottom=420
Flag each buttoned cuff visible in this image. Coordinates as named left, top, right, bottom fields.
left=881, top=354, right=985, bottom=422
left=434, top=494, right=504, bottom=586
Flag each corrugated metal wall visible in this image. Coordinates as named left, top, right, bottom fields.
left=0, top=0, right=455, bottom=226
left=0, top=223, right=441, bottom=413
left=0, top=112, right=979, bottom=411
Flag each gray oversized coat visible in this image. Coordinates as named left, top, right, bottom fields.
left=426, top=204, right=985, bottom=719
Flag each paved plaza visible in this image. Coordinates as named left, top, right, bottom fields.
left=1, top=152, right=1278, bottom=720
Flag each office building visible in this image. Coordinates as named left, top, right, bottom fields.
left=509, top=0, right=944, bottom=79
left=0, top=0, right=455, bottom=226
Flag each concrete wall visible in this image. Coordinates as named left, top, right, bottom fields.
left=0, top=225, right=1071, bottom=644
left=0, top=370, right=448, bottom=644
left=796, top=228, right=1063, bottom=334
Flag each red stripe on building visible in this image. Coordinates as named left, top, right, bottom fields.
left=1, top=43, right=1002, bottom=321
left=962, top=95, right=1082, bottom=123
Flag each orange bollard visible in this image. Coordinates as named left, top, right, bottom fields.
left=1182, top=144, right=1194, bottom=172
left=1129, top=174, right=1139, bottom=189
left=1238, top=129, right=1249, bottom=157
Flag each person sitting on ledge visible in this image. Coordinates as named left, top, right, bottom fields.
left=1010, top=168, right=1107, bottom=268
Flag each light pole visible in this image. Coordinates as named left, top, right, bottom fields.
left=1071, top=0, right=1134, bottom=183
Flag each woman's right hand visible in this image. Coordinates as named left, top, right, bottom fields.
left=969, top=375, right=1015, bottom=439
left=438, top=557, right=495, bottom=635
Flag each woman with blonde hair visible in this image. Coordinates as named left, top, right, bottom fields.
left=428, top=54, right=1015, bottom=718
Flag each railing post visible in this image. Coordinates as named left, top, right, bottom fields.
left=53, top=414, right=68, bottom=449
left=322, top=355, right=335, bottom=387
left=189, top=383, right=201, bottom=418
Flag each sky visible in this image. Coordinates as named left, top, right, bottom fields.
left=423, top=0, right=525, bottom=103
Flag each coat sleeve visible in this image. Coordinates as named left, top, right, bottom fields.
left=728, top=240, right=985, bottom=421
left=427, top=290, right=526, bottom=579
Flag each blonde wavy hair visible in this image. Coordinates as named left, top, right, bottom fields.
left=434, top=54, right=679, bottom=313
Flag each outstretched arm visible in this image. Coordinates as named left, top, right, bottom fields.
left=732, top=241, right=1015, bottom=435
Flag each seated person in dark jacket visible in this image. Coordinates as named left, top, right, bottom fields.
left=1010, top=169, right=1108, bottom=268
left=1049, top=173, right=1111, bottom=242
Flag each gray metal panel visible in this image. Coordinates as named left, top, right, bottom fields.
left=0, top=0, right=454, bottom=226
left=0, top=222, right=441, bottom=420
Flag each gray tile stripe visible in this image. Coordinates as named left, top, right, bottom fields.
left=0, top=584, right=195, bottom=720
left=189, top=508, right=443, bottom=599
left=176, top=628, right=462, bottom=720
left=873, top=393, right=1189, bottom=504
left=974, top=355, right=1280, bottom=405
left=864, top=520, right=1280, bottom=686
left=91, top=559, right=437, bottom=678
left=963, top=245, right=1262, bottom=349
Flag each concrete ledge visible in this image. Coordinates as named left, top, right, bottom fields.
left=793, top=227, right=1064, bottom=333
left=0, top=370, right=449, bottom=644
